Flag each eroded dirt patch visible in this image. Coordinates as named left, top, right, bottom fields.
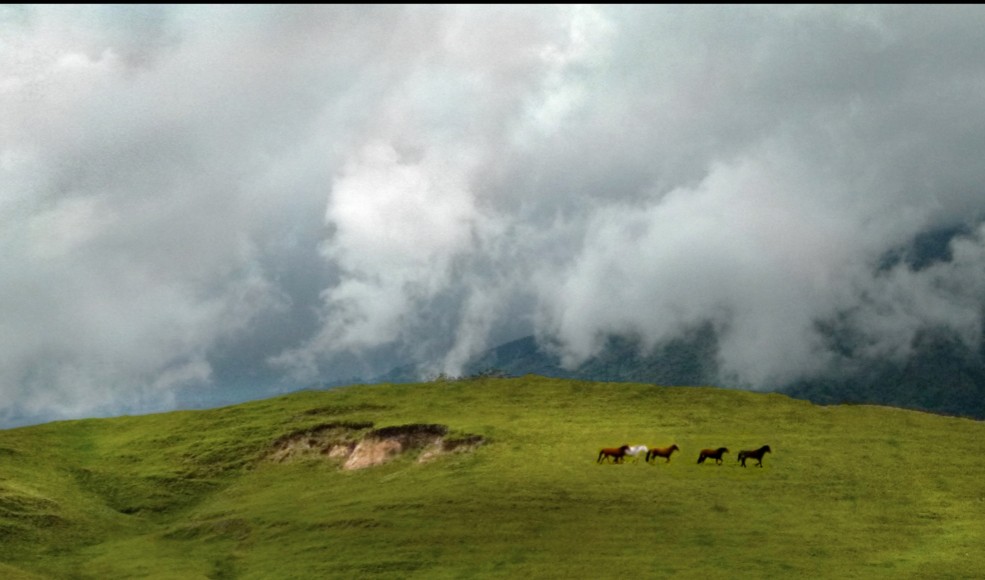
left=267, top=423, right=485, bottom=470
left=268, top=421, right=371, bottom=463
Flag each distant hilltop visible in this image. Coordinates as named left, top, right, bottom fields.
left=370, top=324, right=985, bottom=421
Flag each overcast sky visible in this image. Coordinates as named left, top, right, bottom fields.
left=4, top=5, right=985, bottom=426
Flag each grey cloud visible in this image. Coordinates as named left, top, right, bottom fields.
left=3, top=5, right=985, bottom=424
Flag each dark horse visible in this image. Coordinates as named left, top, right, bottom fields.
left=645, top=444, right=680, bottom=463
left=737, top=445, right=771, bottom=467
left=597, top=445, right=631, bottom=464
left=697, top=447, right=729, bottom=465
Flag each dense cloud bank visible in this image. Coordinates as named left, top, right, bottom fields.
left=3, top=5, right=985, bottom=424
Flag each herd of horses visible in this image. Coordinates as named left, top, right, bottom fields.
left=597, top=444, right=771, bottom=467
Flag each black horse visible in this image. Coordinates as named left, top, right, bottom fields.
left=697, top=447, right=729, bottom=465
left=737, top=445, right=771, bottom=467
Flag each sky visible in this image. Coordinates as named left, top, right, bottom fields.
left=3, top=5, right=985, bottom=426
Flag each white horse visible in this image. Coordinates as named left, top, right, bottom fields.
left=625, top=445, right=649, bottom=464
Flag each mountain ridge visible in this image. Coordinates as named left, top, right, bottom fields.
left=370, top=322, right=985, bottom=420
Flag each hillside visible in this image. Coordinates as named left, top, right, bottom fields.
left=1, top=376, right=984, bottom=578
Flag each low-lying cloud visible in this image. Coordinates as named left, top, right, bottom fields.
left=3, top=5, right=985, bottom=424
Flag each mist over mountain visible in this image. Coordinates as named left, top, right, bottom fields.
left=374, top=327, right=717, bottom=387
left=371, top=224, right=985, bottom=420
left=785, top=326, right=985, bottom=419
left=375, top=323, right=985, bottom=421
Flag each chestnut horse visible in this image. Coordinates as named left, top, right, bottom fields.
left=645, top=444, right=680, bottom=463
left=697, top=447, right=729, bottom=464
left=737, top=445, right=771, bottom=467
left=597, top=445, right=630, bottom=464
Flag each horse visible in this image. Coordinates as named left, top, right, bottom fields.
left=624, top=445, right=649, bottom=464
left=645, top=444, right=680, bottom=463
left=697, top=447, right=729, bottom=465
left=737, top=445, right=771, bottom=467
left=597, top=445, right=631, bottom=464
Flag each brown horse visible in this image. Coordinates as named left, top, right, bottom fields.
left=597, top=445, right=631, bottom=464
left=645, top=444, right=680, bottom=463
left=697, top=447, right=729, bottom=464
left=737, top=445, right=771, bottom=467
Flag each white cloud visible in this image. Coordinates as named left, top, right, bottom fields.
left=4, top=5, right=985, bottom=422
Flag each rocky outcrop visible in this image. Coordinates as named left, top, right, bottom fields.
left=267, top=422, right=484, bottom=470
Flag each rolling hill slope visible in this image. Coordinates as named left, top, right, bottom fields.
left=1, top=376, right=984, bottom=578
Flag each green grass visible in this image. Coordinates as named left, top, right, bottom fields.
left=1, top=376, right=984, bottom=579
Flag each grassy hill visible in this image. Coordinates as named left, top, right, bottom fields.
left=1, top=376, right=984, bottom=579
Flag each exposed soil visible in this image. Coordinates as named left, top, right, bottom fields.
left=267, top=423, right=485, bottom=470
